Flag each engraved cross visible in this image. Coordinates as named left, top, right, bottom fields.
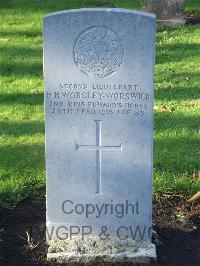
left=76, top=120, right=122, bottom=194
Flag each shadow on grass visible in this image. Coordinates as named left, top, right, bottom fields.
left=0, top=92, right=44, bottom=105
left=0, top=143, right=45, bottom=210
left=156, top=42, right=200, bottom=64
left=0, top=29, right=41, bottom=38
left=154, top=136, right=199, bottom=173
left=156, top=72, right=199, bottom=82
left=153, top=112, right=199, bottom=175
left=154, top=112, right=199, bottom=131
left=0, top=143, right=44, bottom=172
left=155, top=85, right=199, bottom=101
left=81, top=0, right=115, bottom=7
left=0, top=121, right=44, bottom=136
left=0, top=142, right=45, bottom=208
left=0, top=45, right=42, bottom=58
left=0, top=62, right=42, bottom=77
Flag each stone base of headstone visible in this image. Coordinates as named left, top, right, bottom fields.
left=157, top=17, right=186, bottom=26
left=141, top=0, right=186, bottom=26
left=47, top=237, right=157, bottom=265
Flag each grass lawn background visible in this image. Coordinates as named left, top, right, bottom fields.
left=0, top=0, right=199, bottom=208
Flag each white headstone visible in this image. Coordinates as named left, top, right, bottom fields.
left=44, top=8, right=156, bottom=264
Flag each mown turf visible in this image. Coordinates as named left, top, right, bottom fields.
left=154, top=26, right=200, bottom=193
left=0, top=0, right=199, bottom=208
left=185, top=0, right=200, bottom=13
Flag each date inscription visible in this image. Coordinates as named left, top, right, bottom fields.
left=46, top=83, right=151, bottom=117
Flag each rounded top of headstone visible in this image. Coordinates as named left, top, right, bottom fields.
left=44, top=8, right=156, bottom=19
left=73, top=26, right=123, bottom=79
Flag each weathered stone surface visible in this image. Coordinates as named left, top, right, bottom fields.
left=141, top=0, right=185, bottom=26
left=47, top=237, right=156, bottom=265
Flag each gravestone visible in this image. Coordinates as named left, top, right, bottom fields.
left=44, top=8, right=156, bottom=264
left=141, top=0, right=185, bottom=26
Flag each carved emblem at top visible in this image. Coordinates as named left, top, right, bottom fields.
left=73, top=26, right=123, bottom=79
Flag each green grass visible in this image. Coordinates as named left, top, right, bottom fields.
left=185, top=0, right=200, bottom=13
left=154, top=26, right=200, bottom=193
left=0, top=0, right=200, bottom=208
